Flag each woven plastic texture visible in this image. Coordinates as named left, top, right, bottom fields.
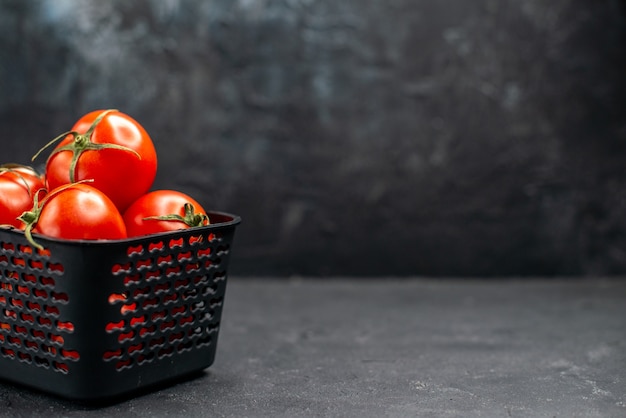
left=0, top=211, right=240, bottom=401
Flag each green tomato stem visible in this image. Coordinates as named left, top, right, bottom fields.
left=31, top=109, right=141, bottom=183
left=143, top=203, right=210, bottom=228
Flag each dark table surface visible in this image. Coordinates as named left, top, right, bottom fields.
left=1, top=277, right=625, bottom=417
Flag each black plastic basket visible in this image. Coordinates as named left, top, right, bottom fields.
left=0, top=211, right=240, bottom=401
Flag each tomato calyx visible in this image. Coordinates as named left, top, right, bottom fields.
left=18, top=180, right=95, bottom=250
left=143, top=203, right=210, bottom=228
left=32, top=109, right=141, bottom=183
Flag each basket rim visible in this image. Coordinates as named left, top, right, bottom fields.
left=0, top=210, right=241, bottom=247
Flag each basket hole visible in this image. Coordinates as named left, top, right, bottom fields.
left=128, top=342, right=144, bottom=355
left=108, top=292, right=128, bottom=304
left=26, top=301, right=41, bottom=313
left=197, top=335, right=213, bottom=347
left=56, top=321, right=75, bottom=333
left=35, top=356, right=50, bottom=369
left=191, top=301, right=205, bottom=312
left=4, top=308, right=17, bottom=319
left=149, top=336, right=165, bottom=348
left=132, top=286, right=150, bottom=298
left=33, top=288, right=48, bottom=299
left=124, top=274, right=142, bottom=286
left=53, top=361, right=69, bottom=374
left=18, top=352, right=33, bottom=363
left=7, top=336, right=21, bottom=346
left=112, top=262, right=132, bottom=275
left=174, top=278, right=190, bottom=290
left=135, top=259, right=152, bottom=270
left=151, top=310, right=166, bottom=322
left=28, top=259, right=44, bottom=270
left=14, top=325, right=27, bottom=335
left=60, top=349, right=80, bottom=360
left=154, top=282, right=170, bottom=294
left=208, top=233, right=218, bottom=242
left=51, top=292, right=69, bottom=304
left=160, top=320, right=176, bottom=332
left=44, top=305, right=60, bottom=316
left=41, top=343, right=57, bottom=356
left=157, top=346, right=174, bottom=358
left=142, top=297, right=159, bottom=309
left=197, top=247, right=212, bottom=258
left=170, top=305, right=185, bottom=317
left=20, top=312, right=35, bottom=323
left=106, top=320, right=125, bottom=333
left=1, top=242, right=15, bottom=252
left=137, top=352, right=155, bottom=365
left=38, top=316, right=52, bottom=327
left=116, top=359, right=133, bottom=371
left=193, top=275, right=209, bottom=285
left=0, top=255, right=8, bottom=264
left=0, top=295, right=5, bottom=305
left=0, top=282, right=12, bottom=292
left=130, top=315, right=146, bottom=327
left=40, top=276, right=56, bottom=287
left=177, top=251, right=192, bottom=263
left=139, top=325, right=156, bottom=337
left=118, top=330, right=134, bottom=343
left=165, top=266, right=181, bottom=277
left=10, top=298, right=24, bottom=308
left=49, top=333, right=64, bottom=345
left=163, top=293, right=178, bottom=305
left=25, top=340, right=38, bottom=350
left=145, top=270, right=161, bottom=281
left=148, top=242, right=164, bottom=252
left=17, top=245, right=33, bottom=255
left=126, top=244, right=144, bottom=257
left=5, top=270, right=18, bottom=280
left=169, top=332, right=184, bottom=343
left=47, top=262, right=64, bottom=274
left=11, top=257, right=25, bottom=268
left=188, top=326, right=203, bottom=337
left=103, top=348, right=123, bottom=360
left=168, top=238, right=184, bottom=249
left=189, top=235, right=203, bottom=245
left=121, top=303, right=137, bottom=315
left=177, top=341, right=194, bottom=353
left=156, top=255, right=173, bottom=266
left=1, top=348, right=16, bottom=358
left=179, top=315, right=194, bottom=326
left=37, top=247, right=51, bottom=258
left=22, top=274, right=37, bottom=284
left=31, top=329, right=45, bottom=339
left=185, top=263, right=201, bottom=273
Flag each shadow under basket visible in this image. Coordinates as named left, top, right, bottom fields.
left=0, top=211, right=240, bottom=401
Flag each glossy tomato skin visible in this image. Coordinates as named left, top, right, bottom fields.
left=0, top=166, right=46, bottom=229
left=34, top=183, right=127, bottom=240
left=45, top=110, right=157, bottom=213
left=123, top=190, right=209, bottom=237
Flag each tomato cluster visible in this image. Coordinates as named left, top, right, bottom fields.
left=0, top=109, right=210, bottom=248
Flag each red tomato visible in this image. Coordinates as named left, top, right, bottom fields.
left=123, top=190, right=209, bottom=237
left=0, top=164, right=46, bottom=229
left=40, top=109, right=157, bottom=212
left=19, top=183, right=127, bottom=245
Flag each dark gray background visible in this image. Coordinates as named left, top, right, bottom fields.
left=1, top=0, right=625, bottom=277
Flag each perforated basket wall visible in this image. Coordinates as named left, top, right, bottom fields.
left=0, top=211, right=240, bottom=401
